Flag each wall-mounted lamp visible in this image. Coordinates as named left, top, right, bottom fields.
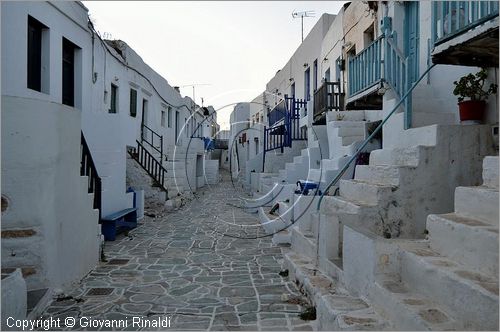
left=303, top=63, right=309, bottom=68
left=289, top=78, right=294, bottom=82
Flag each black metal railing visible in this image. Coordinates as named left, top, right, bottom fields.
left=263, top=124, right=287, bottom=153
left=141, top=124, right=163, bottom=157
left=313, top=81, right=343, bottom=120
left=128, top=140, right=168, bottom=192
left=80, top=132, right=102, bottom=220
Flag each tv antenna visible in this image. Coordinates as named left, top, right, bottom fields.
left=292, top=10, right=315, bottom=42
left=179, top=83, right=211, bottom=109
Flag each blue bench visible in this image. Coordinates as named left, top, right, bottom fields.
left=101, top=208, right=137, bottom=241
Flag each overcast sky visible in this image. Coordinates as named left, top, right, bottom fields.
left=84, top=1, right=346, bottom=129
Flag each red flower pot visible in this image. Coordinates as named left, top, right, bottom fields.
left=458, top=100, right=486, bottom=122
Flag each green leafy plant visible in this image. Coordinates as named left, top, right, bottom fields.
left=453, top=69, right=497, bottom=102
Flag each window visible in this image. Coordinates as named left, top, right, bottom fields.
left=363, top=24, right=375, bottom=48
left=325, top=68, right=331, bottom=82
left=27, top=16, right=47, bottom=92
left=304, top=67, right=311, bottom=101
left=129, top=88, right=137, bottom=117
left=167, top=107, right=172, bottom=128
left=109, top=84, right=118, bottom=113
left=260, top=114, right=264, bottom=123
left=291, top=83, right=295, bottom=97
left=62, top=38, right=78, bottom=107
left=161, top=110, right=166, bottom=127
left=313, top=59, right=318, bottom=92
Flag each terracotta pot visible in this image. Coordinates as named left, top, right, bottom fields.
left=458, top=100, right=486, bottom=122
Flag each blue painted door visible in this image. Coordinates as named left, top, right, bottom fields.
left=404, top=1, right=419, bottom=84
left=403, top=1, right=419, bottom=129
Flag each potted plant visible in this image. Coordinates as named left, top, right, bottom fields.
left=453, top=69, right=497, bottom=122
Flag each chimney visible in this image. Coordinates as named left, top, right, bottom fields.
left=173, top=86, right=180, bottom=93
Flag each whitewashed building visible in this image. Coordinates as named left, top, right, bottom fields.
left=236, top=1, right=499, bottom=330
left=1, top=0, right=219, bottom=321
left=1, top=1, right=102, bottom=320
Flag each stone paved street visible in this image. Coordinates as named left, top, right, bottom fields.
left=41, top=172, right=316, bottom=331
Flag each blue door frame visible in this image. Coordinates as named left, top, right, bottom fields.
left=403, top=1, right=419, bottom=129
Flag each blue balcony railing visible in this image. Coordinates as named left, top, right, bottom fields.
left=432, top=1, right=499, bottom=46
left=267, top=99, right=286, bottom=126
left=348, top=35, right=384, bottom=97
left=385, top=37, right=408, bottom=99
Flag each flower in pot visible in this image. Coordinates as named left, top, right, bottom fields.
left=453, top=69, right=497, bottom=122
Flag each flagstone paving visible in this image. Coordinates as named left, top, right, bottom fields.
left=41, top=172, right=316, bottom=331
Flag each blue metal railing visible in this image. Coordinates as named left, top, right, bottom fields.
left=432, top=1, right=499, bottom=46
left=348, top=35, right=385, bottom=97
left=317, top=63, right=436, bottom=211
left=268, top=99, right=287, bottom=126
left=285, top=95, right=307, bottom=142
left=385, top=37, right=408, bottom=99
left=262, top=95, right=307, bottom=171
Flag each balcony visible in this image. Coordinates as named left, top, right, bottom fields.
left=313, top=81, right=343, bottom=122
left=267, top=99, right=287, bottom=126
left=431, top=1, right=499, bottom=67
left=348, top=35, right=384, bottom=98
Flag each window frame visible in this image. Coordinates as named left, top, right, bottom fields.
left=129, top=88, right=137, bottom=117
left=109, top=83, right=118, bottom=113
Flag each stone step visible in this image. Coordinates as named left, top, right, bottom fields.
left=278, top=201, right=293, bottom=224
left=354, top=165, right=403, bottom=186
left=283, top=252, right=391, bottom=331
left=326, top=110, right=367, bottom=122
left=340, top=135, right=365, bottom=146
left=334, top=126, right=366, bottom=137
left=293, top=155, right=304, bottom=164
left=319, top=195, right=377, bottom=217
left=369, top=146, right=433, bottom=167
left=427, top=213, right=498, bottom=277
left=291, top=226, right=317, bottom=260
left=272, top=229, right=291, bottom=245
left=369, top=278, right=457, bottom=330
left=399, top=243, right=499, bottom=330
left=328, top=120, right=367, bottom=128
left=454, top=186, right=499, bottom=225
left=339, top=179, right=395, bottom=206
left=482, top=156, right=499, bottom=189
left=257, top=206, right=289, bottom=234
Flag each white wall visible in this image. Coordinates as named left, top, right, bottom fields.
left=266, top=13, right=336, bottom=105
left=1, top=96, right=100, bottom=291
left=229, top=103, right=250, bottom=178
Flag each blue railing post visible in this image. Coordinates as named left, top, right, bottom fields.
left=404, top=55, right=411, bottom=129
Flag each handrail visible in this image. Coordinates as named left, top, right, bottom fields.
left=141, top=123, right=163, bottom=156
left=80, top=131, right=102, bottom=220
left=316, top=63, right=436, bottom=211
left=385, top=36, right=408, bottom=99
left=128, top=140, right=168, bottom=192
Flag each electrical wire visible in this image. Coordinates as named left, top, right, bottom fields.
left=87, top=18, right=195, bottom=114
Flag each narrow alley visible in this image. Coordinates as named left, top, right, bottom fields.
left=40, top=171, right=315, bottom=331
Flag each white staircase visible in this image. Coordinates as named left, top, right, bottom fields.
left=369, top=156, right=498, bottom=330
